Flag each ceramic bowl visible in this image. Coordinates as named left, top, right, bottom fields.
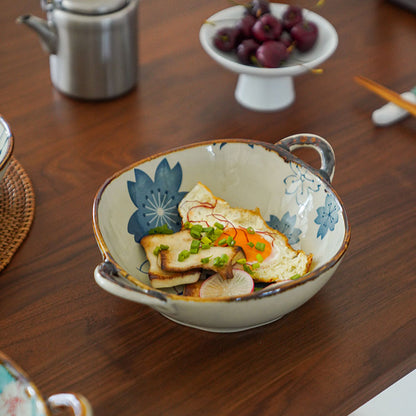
left=0, top=350, right=92, bottom=416
left=199, top=3, right=338, bottom=111
left=93, top=135, right=350, bottom=333
left=0, top=116, right=14, bottom=184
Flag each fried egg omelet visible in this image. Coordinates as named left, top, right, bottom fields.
left=140, top=182, right=313, bottom=292
left=178, top=182, right=312, bottom=284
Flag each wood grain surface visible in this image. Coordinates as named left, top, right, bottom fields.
left=0, top=1, right=415, bottom=415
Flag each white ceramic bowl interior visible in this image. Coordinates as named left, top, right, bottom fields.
left=199, top=4, right=338, bottom=111
left=93, top=135, right=350, bottom=332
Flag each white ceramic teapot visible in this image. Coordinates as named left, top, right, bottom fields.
left=18, top=0, right=139, bottom=100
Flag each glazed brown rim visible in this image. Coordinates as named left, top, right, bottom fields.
left=93, top=138, right=351, bottom=302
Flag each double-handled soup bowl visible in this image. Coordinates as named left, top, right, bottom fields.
left=93, top=135, right=350, bottom=333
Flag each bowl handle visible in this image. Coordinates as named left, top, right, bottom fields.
left=276, top=133, right=335, bottom=182
left=47, top=393, right=93, bottom=416
left=94, top=261, right=175, bottom=314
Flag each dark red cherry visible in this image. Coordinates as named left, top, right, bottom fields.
left=290, top=20, right=318, bottom=52
left=213, top=27, right=240, bottom=52
left=252, top=13, right=283, bottom=42
left=237, top=38, right=260, bottom=65
left=236, top=14, right=257, bottom=39
left=282, top=5, right=303, bottom=31
left=245, top=0, right=271, bottom=18
left=256, top=40, right=289, bottom=68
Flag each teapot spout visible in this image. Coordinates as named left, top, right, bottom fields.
left=17, top=14, right=57, bottom=55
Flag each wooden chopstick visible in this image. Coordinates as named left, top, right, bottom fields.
left=354, top=75, right=416, bottom=117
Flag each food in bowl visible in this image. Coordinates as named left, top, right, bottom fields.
left=211, top=1, right=319, bottom=68
left=141, top=182, right=312, bottom=297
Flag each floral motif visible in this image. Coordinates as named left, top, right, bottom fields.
left=267, top=212, right=302, bottom=245
left=127, top=158, right=187, bottom=242
left=0, top=379, right=33, bottom=416
left=138, top=259, right=149, bottom=275
left=284, top=162, right=320, bottom=206
left=314, top=193, right=340, bottom=239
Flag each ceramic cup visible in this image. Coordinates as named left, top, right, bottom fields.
left=0, top=351, right=92, bottom=416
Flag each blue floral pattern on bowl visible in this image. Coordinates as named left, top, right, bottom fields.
left=267, top=212, right=302, bottom=245
left=127, top=158, right=187, bottom=242
left=314, top=193, right=340, bottom=239
left=284, top=162, right=321, bottom=206
left=126, top=155, right=341, bottom=247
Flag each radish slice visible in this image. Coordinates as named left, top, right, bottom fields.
left=199, top=268, right=254, bottom=298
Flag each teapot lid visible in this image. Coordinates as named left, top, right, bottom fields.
left=43, top=0, right=129, bottom=15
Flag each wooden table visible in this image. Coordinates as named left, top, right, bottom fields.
left=1, top=1, right=415, bottom=415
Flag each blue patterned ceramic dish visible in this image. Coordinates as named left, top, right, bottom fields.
left=0, top=351, right=92, bottom=416
left=0, top=116, right=14, bottom=184
left=93, top=135, right=350, bottom=332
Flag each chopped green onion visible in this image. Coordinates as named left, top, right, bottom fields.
left=190, top=224, right=203, bottom=239
left=178, top=250, right=190, bottom=262
left=256, top=253, right=264, bottom=263
left=255, top=242, right=266, bottom=252
left=153, top=244, right=169, bottom=255
left=252, top=262, right=260, bottom=270
left=204, top=229, right=216, bottom=241
left=217, top=238, right=227, bottom=246
left=201, top=236, right=212, bottom=245
left=247, top=242, right=254, bottom=248
left=246, top=226, right=255, bottom=234
left=148, top=224, right=174, bottom=235
left=201, top=256, right=211, bottom=264
left=290, top=273, right=301, bottom=280
left=214, top=222, right=224, bottom=230
left=190, top=239, right=200, bottom=254
left=213, top=254, right=229, bottom=267
left=213, top=229, right=223, bottom=240
left=201, top=243, right=211, bottom=249
left=226, top=236, right=235, bottom=246
left=213, top=256, right=222, bottom=267
left=243, top=264, right=253, bottom=275
left=203, top=226, right=214, bottom=234
left=236, top=258, right=247, bottom=265
left=183, top=221, right=191, bottom=229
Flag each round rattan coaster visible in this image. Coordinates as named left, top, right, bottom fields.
left=0, top=157, right=35, bottom=272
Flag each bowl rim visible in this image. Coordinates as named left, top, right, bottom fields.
left=199, top=3, right=339, bottom=77
left=93, top=138, right=351, bottom=303
left=0, top=115, right=14, bottom=173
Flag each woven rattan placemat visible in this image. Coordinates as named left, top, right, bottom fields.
left=0, top=157, right=35, bottom=272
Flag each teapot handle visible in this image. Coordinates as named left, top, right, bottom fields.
left=47, top=393, right=93, bottom=416
left=276, top=133, right=335, bottom=183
